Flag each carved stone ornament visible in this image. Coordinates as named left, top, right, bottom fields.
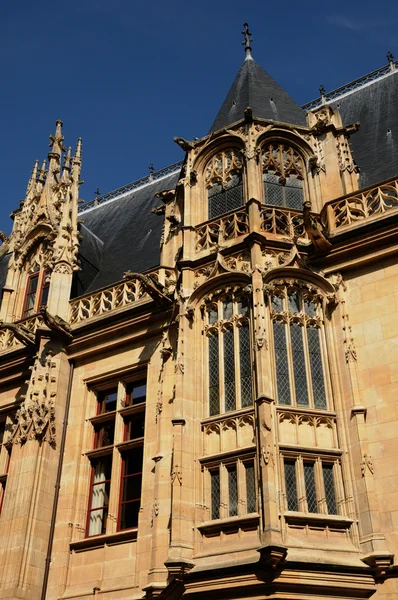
left=6, top=350, right=57, bottom=447
left=361, top=454, right=374, bottom=476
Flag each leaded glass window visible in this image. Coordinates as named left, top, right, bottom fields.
left=268, top=285, right=328, bottom=409
left=205, top=292, right=253, bottom=416
left=208, top=459, right=257, bottom=520
left=283, top=457, right=340, bottom=515
left=262, top=143, right=304, bottom=209
left=206, top=149, right=244, bottom=220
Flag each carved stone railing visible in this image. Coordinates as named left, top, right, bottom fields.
left=324, top=178, right=398, bottom=231
left=195, top=209, right=249, bottom=252
left=0, top=314, right=42, bottom=353
left=69, top=277, right=146, bottom=324
left=260, top=206, right=309, bottom=241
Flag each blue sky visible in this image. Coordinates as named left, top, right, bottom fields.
left=1, top=0, right=397, bottom=232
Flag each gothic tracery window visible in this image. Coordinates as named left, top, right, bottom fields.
left=206, top=149, right=244, bottom=220
left=268, top=284, right=328, bottom=409
left=205, top=291, right=253, bottom=416
left=262, top=143, right=304, bottom=210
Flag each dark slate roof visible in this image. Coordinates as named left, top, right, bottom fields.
left=209, top=57, right=307, bottom=132
left=331, top=70, right=398, bottom=187
left=75, top=169, right=180, bottom=295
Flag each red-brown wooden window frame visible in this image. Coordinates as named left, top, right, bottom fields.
left=22, top=269, right=50, bottom=318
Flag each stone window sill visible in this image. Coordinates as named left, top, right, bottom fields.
left=198, top=513, right=259, bottom=536
left=283, top=511, right=353, bottom=528
left=70, top=528, right=137, bottom=551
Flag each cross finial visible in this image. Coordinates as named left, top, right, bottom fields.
left=148, top=163, right=154, bottom=181
left=242, top=23, right=253, bottom=59
left=319, top=84, right=326, bottom=104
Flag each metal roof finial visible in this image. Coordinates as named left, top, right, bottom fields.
left=242, top=23, right=253, bottom=60
left=387, top=50, right=395, bottom=72
left=148, top=163, right=154, bottom=182
left=319, top=84, right=326, bottom=104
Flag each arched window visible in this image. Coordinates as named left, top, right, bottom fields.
left=205, top=290, right=253, bottom=416
left=206, top=149, right=244, bottom=220
left=262, top=143, right=304, bottom=210
left=267, top=284, right=328, bottom=409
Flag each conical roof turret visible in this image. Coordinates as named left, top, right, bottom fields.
left=209, top=24, right=307, bottom=132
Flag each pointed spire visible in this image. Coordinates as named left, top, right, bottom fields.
left=26, top=160, right=39, bottom=195
left=64, top=147, right=72, bottom=170
left=48, top=119, right=66, bottom=157
left=75, top=138, right=82, bottom=160
left=242, top=23, right=253, bottom=60
left=319, top=84, right=327, bottom=104
left=38, top=159, right=47, bottom=182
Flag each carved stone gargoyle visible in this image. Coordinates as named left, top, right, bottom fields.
left=0, top=320, right=36, bottom=349
left=123, top=271, right=173, bottom=306
left=40, top=307, right=73, bottom=342
left=303, top=201, right=332, bottom=254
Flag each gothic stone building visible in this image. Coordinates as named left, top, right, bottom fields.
left=0, top=39, right=398, bottom=600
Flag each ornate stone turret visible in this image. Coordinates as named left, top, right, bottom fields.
left=0, top=120, right=82, bottom=322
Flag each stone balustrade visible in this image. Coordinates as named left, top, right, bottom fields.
left=0, top=313, right=42, bottom=353
left=324, top=178, right=398, bottom=231
left=260, top=205, right=308, bottom=241
left=195, top=209, right=249, bottom=252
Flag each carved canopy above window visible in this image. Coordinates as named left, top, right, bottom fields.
left=205, top=149, right=243, bottom=188
left=262, top=143, right=304, bottom=182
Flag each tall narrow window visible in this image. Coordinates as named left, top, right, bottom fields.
left=304, top=462, right=318, bottom=513
left=210, top=469, right=220, bottom=520
left=87, top=456, right=112, bottom=536
left=206, top=292, right=253, bottom=416
left=23, top=269, right=50, bottom=318
left=322, top=463, right=337, bottom=515
left=245, top=462, right=256, bottom=514
left=119, top=381, right=146, bottom=531
left=269, top=285, right=328, bottom=409
left=284, top=460, right=298, bottom=511
left=206, top=149, right=244, bottom=220
left=228, top=466, right=238, bottom=517
left=262, top=143, right=304, bottom=210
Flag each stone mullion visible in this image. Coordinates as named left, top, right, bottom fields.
left=296, top=455, right=306, bottom=513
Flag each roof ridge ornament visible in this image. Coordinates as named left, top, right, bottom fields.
left=242, top=22, right=253, bottom=60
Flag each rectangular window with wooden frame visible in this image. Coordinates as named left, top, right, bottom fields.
left=22, top=270, right=50, bottom=318
left=86, top=379, right=147, bottom=538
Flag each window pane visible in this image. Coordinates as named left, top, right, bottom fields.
left=94, top=421, right=115, bottom=448
left=288, top=291, right=301, bottom=313
left=290, top=323, right=309, bottom=406
left=304, top=298, right=317, bottom=318
left=273, top=321, right=291, bottom=405
left=93, top=456, right=112, bottom=483
left=125, top=413, right=145, bottom=440
left=304, top=463, right=318, bottom=513
left=98, top=389, right=117, bottom=413
left=120, top=500, right=140, bottom=530
left=239, top=325, right=252, bottom=407
left=223, top=299, right=233, bottom=320
left=284, top=460, right=298, bottom=511
left=245, top=462, right=256, bottom=513
left=271, top=295, right=283, bottom=313
left=307, top=327, right=327, bottom=409
left=28, top=275, right=39, bottom=293
left=224, top=329, right=236, bottom=412
left=122, top=473, right=142, bottom=502
left=124, top=447, right=143, bottom=476
left=209, top=335, right=220, bottom=416
left=39, top=285, right=49, bottom=307
left=323, top=463, right=337, bottom=515
left=88, top=457, right=112, bottom=536
left=211, top=470, right=220, bottom=520
left=208, top=307, right=218, bottom=325
left=285, top=176, right=303, bottom=210
left=225, top=176, right=243, bottom=212
left=126, top=382, right=146, bottom=405
left=263, top=173, right=284, bottom=207
left=208, top=187, right=226, bottom=220
left=88, top=507, right=108, bottom=536
left=228, top=466, right=238, bottom=517
left=0, top=420, right=5, bottom=445
left=237, top=296, right=249, bottom=317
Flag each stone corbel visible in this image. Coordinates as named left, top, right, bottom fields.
left=362, top=551, right=394, bottom=578
left=257, top=544, right=287, bottom=569
left=123, top=271, right=173, bottom=306
left=303, top=201, right=332, bottom=254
